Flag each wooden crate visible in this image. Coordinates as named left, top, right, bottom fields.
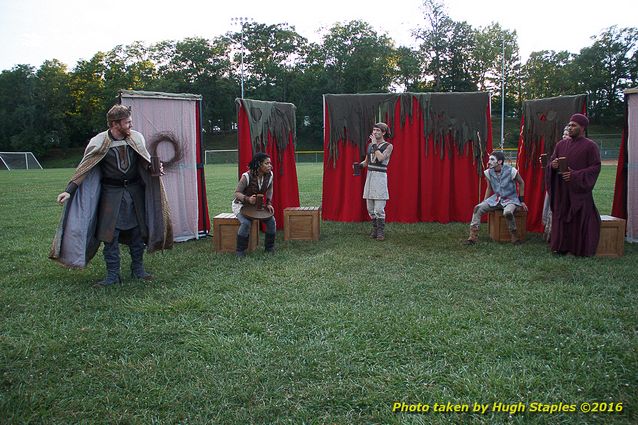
left=284, top=207, right=321, bottom=241
left=487, top=209, right=527, bottom=242
left=213, top=213, right=259, bottom=253
left=596, top=215, right=625, bottom=257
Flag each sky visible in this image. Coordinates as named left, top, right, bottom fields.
left=0, top=0, right=634, bottom=72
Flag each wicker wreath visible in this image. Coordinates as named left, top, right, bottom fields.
left=148, top=131, right=183, bottom=168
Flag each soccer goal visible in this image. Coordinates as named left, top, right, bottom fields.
left=204, top=149, right=238, bottom=165
left=0, top=152, right=43, bottom=170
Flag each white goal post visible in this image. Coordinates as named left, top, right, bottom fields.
left=0, top=152, right=43, bottom=170
left=204, top=149, right=238, bottom=165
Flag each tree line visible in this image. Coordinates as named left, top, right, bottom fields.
left=1, top=0, right=636, bottom=156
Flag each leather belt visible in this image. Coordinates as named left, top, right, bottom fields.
left=367, top=165, right=387, bottom=173
left=102, top=176, right=140, bottom=187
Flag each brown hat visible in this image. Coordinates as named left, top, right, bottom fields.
left=107, top=105, right=131, bottom=124
left=373, top=122, right=391, bottom=137
left=569, top=113, right=589, bottom=129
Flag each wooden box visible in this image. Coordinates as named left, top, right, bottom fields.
left=596, top=215, right=625, bottom=257
left=284, top=207, right=321, bottom=241
left=213, top=213, right=259, bottom=253
left=488, top=209, right=527, bottom=242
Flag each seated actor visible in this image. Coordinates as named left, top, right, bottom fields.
left=232, top=152, right=276, bottom=257
left=464, top=151, right=528, bottom=245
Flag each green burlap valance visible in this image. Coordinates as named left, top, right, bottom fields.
left=521, top=94, right=587, bottom=165
left=325, top=92, right=490, bottom=166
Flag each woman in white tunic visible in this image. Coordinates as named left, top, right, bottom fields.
left=357, top=122, right=393, bottom=241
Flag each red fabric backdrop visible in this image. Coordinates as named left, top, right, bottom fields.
left=517, top=101, right=587, bottom=232
left=322, top=96, right=492, bottom=222
left=237, top=104, right=300, bottom=229
left=516, top=128, right=547, bottom=232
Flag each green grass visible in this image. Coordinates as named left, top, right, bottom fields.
left=1, top=164, right=636, bottom=424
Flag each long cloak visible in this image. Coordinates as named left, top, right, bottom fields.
left=547, top=136, right=601, bottom=256
left=49, top=130, right=173, bottom=268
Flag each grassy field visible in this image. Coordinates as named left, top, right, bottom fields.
left=0, top=164, right=636, bottom=424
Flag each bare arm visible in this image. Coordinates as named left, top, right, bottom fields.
left=515, top=172, right=525, bottom=197
left=514, top=172, right=528, bottom=211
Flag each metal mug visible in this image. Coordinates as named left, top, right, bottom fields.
left=353, top=162, right=362, bottom=176
left=540, top=153, right=548, bottom=167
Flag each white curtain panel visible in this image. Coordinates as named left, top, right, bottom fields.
left=627, top=93, right=638, bottom=242
left=122, top=94, right=199, bottom=242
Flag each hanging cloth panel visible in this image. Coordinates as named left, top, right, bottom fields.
left=236, top=99, right=300, bottom=230
left=322, top=93, right=491, bottom=222
left=121, top=91, right=203, bottom=242
left=517, top=94, right=587, bottom=232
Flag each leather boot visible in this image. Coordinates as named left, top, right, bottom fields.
left=370, top=218, right=378, bottom=238
left=265, top=233, right=276, bottom=253
left=376, top=219, right=385, bottom=241
left=130, top=232, right=153, bottom=280
left=510, top=229, right=522, bottom=245
left=236, top=234, right=250, bottom=258
left=463, top=225, right=479, bottom=245
left=95, top=240, right=122, bottom=287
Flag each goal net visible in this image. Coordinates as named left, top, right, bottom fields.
left=205, top=149, right=238, bottom=165
left=0, top=152, right=43, bottom=170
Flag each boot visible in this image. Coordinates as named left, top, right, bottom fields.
left=510, top=229, right=522, bottom=245
left=463, top=225, right=479, bottom=245
left=95, top=241, right=122, bottom=287
left=236, top=234, right=249, bottom=258
left=130, top=234, right=153, bottom=280
left=370, top=218, right=378, bottom=238
left=376, top=219, right=385, bottom=241
left=265, top=233, right=276, bottom=253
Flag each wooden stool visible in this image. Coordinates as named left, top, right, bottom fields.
left=488, top=208, right=527, bottom=242
left=213, top=213, right=259, bottom=253
left=596, top=215, right=625, bottom=257
left=284, top=207, right=321, bottom=241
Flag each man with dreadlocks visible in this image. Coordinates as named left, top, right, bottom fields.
left=464, top=150, right=528, bottom=245
left=232, top=152, right=276, bottom=257
left=356, top=122, right=394, bottom=241
left=51, top=105, right=173, bottom=287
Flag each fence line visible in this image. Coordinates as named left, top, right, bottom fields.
left=205, top=141, right=621, bottom=166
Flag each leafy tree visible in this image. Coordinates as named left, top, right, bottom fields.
left=68, top=52, right=110, bottom=144
left=0, top=65, right=38, bottom=152
left=229, top=22, right=308, bottom=102
left=34, top=59, right=73, bottom=150
left=103, top=42, right=158, bottom=96
left=316, top=20, right=396, bottom=94
left=393, top=46, right=424, bottom=92
left=520, top=50, right=575, bottom=99
left=413, top=0, right=451, bottom=91
left=469, top=23, right=521, bottom=115
left=571, top=26, right=638, bottom=122
left=150, top=37, right=236, bottom=131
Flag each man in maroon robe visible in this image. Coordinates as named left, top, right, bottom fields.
left=547, top=113, right=601, bottom=256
